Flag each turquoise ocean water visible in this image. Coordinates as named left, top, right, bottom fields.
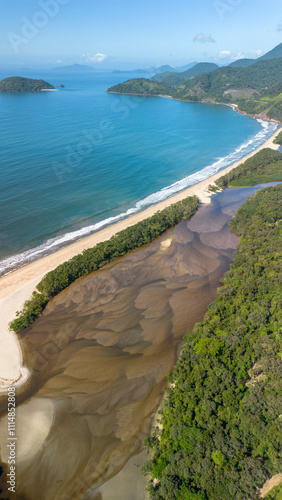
left=0, top=70, right=277, bottom=275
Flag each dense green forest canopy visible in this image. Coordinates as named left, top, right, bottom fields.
left=0, top=77, right=55, bottom=92
left=10, top=196, right=198, bottom=333
left=208, top=148, right=282, bottom=190
left=144, top=184, right=282, bottom=500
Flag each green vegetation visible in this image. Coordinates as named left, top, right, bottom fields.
left=179, top=58, right=282, bottom=101
left=152, top=63, right=219, bottom=87
left=228, top=58, right=255, bottom=68
left=109, top=58, right=282, bottom=100
left=0, top=77, right=55, bottom=92
left=274, top=130, right=282, bottom=145
left=144, top=184, right=282, bottom=500
left=258, top=42, right=282, bottom=61
left=108, top=78, right=172, bottom=96
left=10, top=196, right=199, bottom=333
left=265, top=483, right=282, bottom=500
left=208, top=148, right=282, bottom=191
left=108, top=50, right=282, bottom=122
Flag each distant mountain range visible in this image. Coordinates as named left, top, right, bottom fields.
left=52, top=44, right=282, bottom=77
left=107, top=43, right=282, bottom=123
left=53, top=64, right=99, bottom=72
left=53, top=63, right=197, bottom=75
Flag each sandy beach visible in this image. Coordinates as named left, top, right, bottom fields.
left=0, top=126, right=281, bottom=392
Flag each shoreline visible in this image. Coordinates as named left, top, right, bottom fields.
left=0, top=126, right=281, bottom=392
left=0, top=112, right=279, bottom=279
left=107, top=91, right=282, bottom=124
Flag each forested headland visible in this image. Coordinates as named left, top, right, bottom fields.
left=10, top=197, right=198, bottom=333
left=144, top=183, right=282, bottom=500
left=0, top=77, right=55, bottom=92
left=107, top=43, right=282, bottom=123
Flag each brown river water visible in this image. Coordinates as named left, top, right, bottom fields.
left=0, top=186, right=266, bottom=500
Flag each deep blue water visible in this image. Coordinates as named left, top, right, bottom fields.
left=0, top=70, right=278, bottom=275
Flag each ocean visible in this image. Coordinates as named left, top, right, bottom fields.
left=0, top=70, right=277, bottom=275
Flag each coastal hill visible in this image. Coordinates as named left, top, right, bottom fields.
left=227, top=58, right=255, bottom=68
left=258, top=41, right=282, bottom=60
left=0, top=77, right=55, bottom=92
left=152, top=62, right=219, bottom=86
left=107, top=43, right=282, bottom=122
left=227, top=41, right=282, bottom=68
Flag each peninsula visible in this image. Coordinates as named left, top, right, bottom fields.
left=107, top=43, right=282, bottom=123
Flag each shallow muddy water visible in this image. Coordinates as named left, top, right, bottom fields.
left=1, top=186, right=269, bottom=500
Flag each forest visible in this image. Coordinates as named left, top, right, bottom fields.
left=144, top=184, right=282, bottom=500
left=10, top=196, right=198, bottom=332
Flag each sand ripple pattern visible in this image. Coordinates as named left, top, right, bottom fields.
left=1, top=190, right=245, bottom=500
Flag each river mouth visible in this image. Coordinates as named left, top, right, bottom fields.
left=1, top=186, right=269, bottom=500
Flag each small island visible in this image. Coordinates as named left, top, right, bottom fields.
left=0, top=76, right=55, bottom=92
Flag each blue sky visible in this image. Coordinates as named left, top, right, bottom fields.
left=0, top=0, right=281, bottom=69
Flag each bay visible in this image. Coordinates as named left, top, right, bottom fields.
left=0, top=70, right=277, bottom=274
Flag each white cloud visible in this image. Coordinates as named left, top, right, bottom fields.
left=193, top=33, right=216, bottom=43
left=216, top=48, right=264, bottom=63
left=218, top=50, right=231, bottom=59
left=82, top=53, right=108, bottom=63
left=278, top=24, right=282, bottom=31
left=231, top=52, right=245, bottom=60
left=56, top=59, right=63, bottom=64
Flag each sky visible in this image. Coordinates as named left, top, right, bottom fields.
left=0, top=0, right=281, bottom=69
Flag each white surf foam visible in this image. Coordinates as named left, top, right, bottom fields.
left=0, top=119, right=278, bottom=276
